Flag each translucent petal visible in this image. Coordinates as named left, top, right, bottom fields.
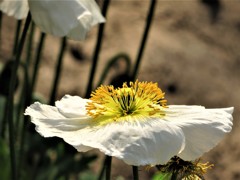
left=79, top=0, right=106, bottom=26
left=24, top=102, right=91, bottom=134
left=55, top=95, right=90, bottom=118
left=64, top=119, right=185, bottom=166
left=0, top=0, right=29, bottom=19
left=25, top=100, right=186, bottom=165
left=164, top=105, right=233, bottom=160
left=28, top=0, right=105, bottom=40
left=25, top=98, right=234, bottom=165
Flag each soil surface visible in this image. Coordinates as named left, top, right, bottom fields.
left=1, top=0, right=240, bottom=179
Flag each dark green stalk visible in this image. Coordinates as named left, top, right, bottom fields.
left=97, top=156, right=107, bottom=180
left=132, top=166, right=139, bottom=180
left=49, top=37, right=67, bottom=105
left=105, top=156, right=112, bottom=180
left=0, top=21, right=23, bottom=140
left=85, top=0, right=111, bottom=98
left=0, top=12, right=2, bottom=52
left=97, top=53, right=131, bottom=86
left=16, top=62, right=30, bottom=178
left=98, top=155, right=113, bottom=180
left=5, top=13, right=31, bottom=180
left=171, top=173, right=177, bottom=180
left=15, top=23, right=35, bottom=132
left=131, top=0, right=156, bottom=81
left=15, top=23, right=35, bottom=174
left=26, top=23, right=35, bottom=65
left=13, top=20, right=22, bottom=55
left=31, top=32, right=46, bottom=93
left=0, top=98, right=7, bottom=137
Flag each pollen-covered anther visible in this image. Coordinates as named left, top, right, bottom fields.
left=86, top=80, right=167, bottom=122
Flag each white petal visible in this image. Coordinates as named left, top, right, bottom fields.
left=25, top=100, right=186, bottom=165
left=0, top=0, right=29, bottom=19
left=165, top=105, right=233, bottom=160
left=28, top=0, right=105, bottom=40
left=41, top=117, right=185, bottom=166
left=55, top=95, right=90, bottom=118
left=79, top=0, right=106, bottom=26
left=24, top=101, right=91, bottom=135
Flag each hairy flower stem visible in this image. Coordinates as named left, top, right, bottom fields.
left=85, top=0, right=111, bottom=98
left=5, top=13, right=31, bottom=180
left=49, top=37, right=67, bottom=105
left=131, top=0, right=156, bottom=80
left=132, top=166, right=139, bottom=180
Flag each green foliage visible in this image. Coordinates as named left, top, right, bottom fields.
left=22, top=134, right=98, bottom=180
left=0, top=139, right=10, bottom=180
left=152, top=172, right=172, bottom=180
left=79, top=171, right=97, bottom=180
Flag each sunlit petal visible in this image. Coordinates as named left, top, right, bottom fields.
left=55, top=95, right=90, bottom=118
left=64, top=118, right=185, bottom=166
left=164, top=105, right=233, bottom=160
left=25, top=102, right=91, bottom=134
left=25, top=102, right=185, bottom=165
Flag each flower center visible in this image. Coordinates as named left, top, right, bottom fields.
left=86, top=80, right=167, bottom=124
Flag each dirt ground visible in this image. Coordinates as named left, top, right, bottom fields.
left=1, top=0, right=240, bottom=179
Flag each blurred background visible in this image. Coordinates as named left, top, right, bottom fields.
left=0, top=0, right=240, bottom=179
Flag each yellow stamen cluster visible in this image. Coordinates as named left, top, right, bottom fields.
left=156, top=156, right=213, bottom=180
left=86, top=80, right=167, bottom=123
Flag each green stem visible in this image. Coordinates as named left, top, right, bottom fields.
left=105, top=156, right=112, bottom=180
left=97, top=53, right=131, bottom=86
left=97, top=156, right=108, bottom=180
left=5, top=12, right=31, bottom=180
left=132, top=166, right=139, bottom=180
left=49, top=37, right=67, bottom=105
left=85, top=0, right=111, bottom=98
left=0, top=98, right=7, bottom=137
left=131, top=0, right=156, bottom=81
left=15, top=23, right=35, bottom=176
left=31, top=32, right=46, bottom=93
left=13, top=20, right=22, bottom=55
left=26, top=23, right=35, bottom=65
left=15, top=23, right=35, bottom=133
left=0, top=12, right=2, bottom=52
left=171, top=173, right=177, bottom=180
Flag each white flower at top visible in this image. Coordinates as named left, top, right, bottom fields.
left=0, top=0, right=105, bottom=40
left=25, top=81, right=234, bottom=166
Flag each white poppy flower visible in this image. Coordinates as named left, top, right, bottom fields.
left=25, top=81, right=234, bottom=166
left=0, top=0, right=105, bottom=40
